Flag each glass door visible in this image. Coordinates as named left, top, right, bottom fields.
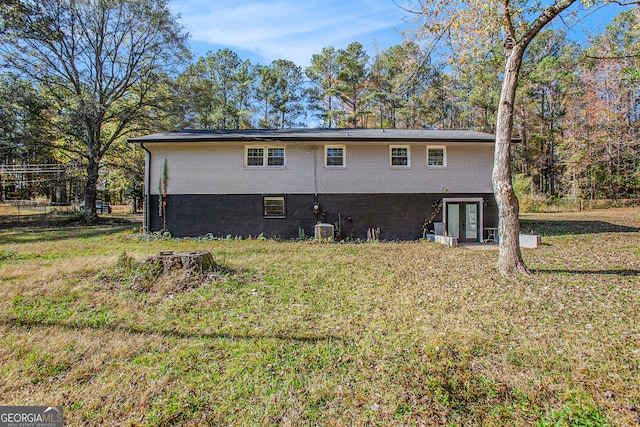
left=465, top=203, right=478, bottom=240
left=447, top=203, right=460, bottom=238
left=446, top=202, right=479, bottom=242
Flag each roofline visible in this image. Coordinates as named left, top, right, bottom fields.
left=128, top=137, right=498, bottom=144
left=128, top=128, right=506, bottom=145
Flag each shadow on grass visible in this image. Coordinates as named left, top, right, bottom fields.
left=0, top=212, right=140, bottom=227
left=533, top=269, right=639, bottom=276
left=520, top=220, right=639, bottom=236
left=0, top=224, right=137, bottom=245
left=0, top=317, right=342, bottom=344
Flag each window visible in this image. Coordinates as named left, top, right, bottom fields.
left=427, top=146, right=446, bottom=168
left=264, top=196, right=285, bottom=217
left=390, top=145, right=410, bottom=167
left=325, top=145, right=345, bottom=167
left=268, top=147, right=285, bottom=166
left=246, top=147, right=264, bottom=166
left=245, top=146, right=285, bottom=167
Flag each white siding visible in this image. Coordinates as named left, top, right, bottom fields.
left=148, top=142, right=494, bottom=195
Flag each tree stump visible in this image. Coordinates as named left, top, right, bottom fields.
left=145, top=250, right=216, bottom=285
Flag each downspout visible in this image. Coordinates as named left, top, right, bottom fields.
left=139, top=143, right=152, bottom=233
left=313, top=145, right=318, bottom=197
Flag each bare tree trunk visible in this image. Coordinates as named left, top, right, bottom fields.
left=493, top=45, right=531, bottom=277
left=84, top=157, right=99, bottom=224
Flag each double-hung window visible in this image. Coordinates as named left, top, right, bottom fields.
left=245, top=146, right=286, bottom=167
left=427, top=146, right=447, bottom=168
left=325, top=145, right=345, bottom=167
left=246, top=147, right=265, bottom=166
left=390, top=145, right=410, bottom=167
left=267, top=147, right=285, bottom=166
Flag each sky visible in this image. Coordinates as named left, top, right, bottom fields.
left=168, top=0, right=408, bottom=67
left=168, top=0, right=633, bottom=68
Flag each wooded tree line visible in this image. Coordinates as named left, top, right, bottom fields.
left=1, top=0, right=638, bottom=216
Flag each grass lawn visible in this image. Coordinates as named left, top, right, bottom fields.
left=0, top=208, right=638, bottom=426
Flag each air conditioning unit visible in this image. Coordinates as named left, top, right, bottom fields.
left=314, top=223, right=334, bottom=241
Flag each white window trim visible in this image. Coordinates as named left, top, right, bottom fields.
left=390, top=145, right=411, bottom=168
left=245, top=146, right=265, bottom=167
left=324, top=145, right=346, bottom=168
left=244, top=145, right=286, bottom=168
left=427, top=145, right=447, bottom=168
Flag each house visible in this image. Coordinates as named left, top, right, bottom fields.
left=128, top=128, right=498, bottom=241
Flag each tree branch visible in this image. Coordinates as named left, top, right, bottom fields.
left=391, top=0, right=425, bottom=15
left=520, top=0, right=577, bottom=49
left=586, top=52, right=640, bottom=60
left=607, top=0, right=640, bottom=5
left=502, top=0, right=516, bottom=39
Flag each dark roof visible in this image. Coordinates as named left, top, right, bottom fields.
left=128, top=128, right=496, bottom=144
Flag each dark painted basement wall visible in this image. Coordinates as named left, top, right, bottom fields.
left=149, top=193, right=497, bottom=240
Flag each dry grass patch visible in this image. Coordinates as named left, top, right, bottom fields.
left=0, top=208, right=638, bottom=425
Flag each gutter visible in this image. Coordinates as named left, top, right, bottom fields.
left=139, top=142, right=152, bottom=233
left=129, top=137, right=499, bottom=145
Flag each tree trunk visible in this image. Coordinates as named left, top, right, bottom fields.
left=493, top=45, right=531, bottom=277
left=84, top=158, right=99, bottom=224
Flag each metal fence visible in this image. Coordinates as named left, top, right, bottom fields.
left=0, top=201, right=81, bottom=223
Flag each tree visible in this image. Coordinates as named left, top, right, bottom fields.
left=580, top=9, right=640, bottom=199
left=0, top=73, right=58, bottom=200
left=516, top=30, right=581, bottom=197
left=335, top=42, right=371, bottom=128
left=0, top=0, right=189, bottom=222
left=101, top=137, right=145, bottom=211
left=370, top=43, right=420, bottom=129
left=369, top=45, right=399, bottom=128
left=269, top=59, right=306, bottom=128
left=459, top=59, right=501, bottom=133
left=177, top=49, right=254, bottom=130
left=256, top=65, right=278, bottom=129
left=256, top=60, right=306, bottom=129
left=407, top=0, right=603, bottom=276
left=306, top=46, right=341, bottom=128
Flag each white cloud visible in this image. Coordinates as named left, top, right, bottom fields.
left=170, top=0, right=406, bottom=66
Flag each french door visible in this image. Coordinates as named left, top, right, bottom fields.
left=446, top=202, right=479, bottom=242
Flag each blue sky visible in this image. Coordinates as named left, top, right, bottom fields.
left=168, top=0, right=408, bottom=66
left=168, top=0, right=633, bottom=67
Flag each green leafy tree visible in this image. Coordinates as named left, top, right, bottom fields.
left=256, top=65, right=278, bottom=129
left=0, top=0, right=189, bottom=222
left=101, top=137, right=145, bottom=210
left=390, top=43, right=462, bottom=129
left=516, top=30, right=581, bottom=197
left=370, top=44, right=410, bottom=128
left=420, top=70, right=462, bottom=129
left=367, top=46, right=395, bottom=128
left=306, top=46, right=341, bottom=128
left=177, top=49, right=254, bottom=130
left=269, top=59, right=306, bottom=128
left=0, top=73, right=58, bottom=200
left=256, top=60, right=306, bottom=129
left=460, top=61, right=501, bottom=133
left=335, top=42, right=371, bottom=128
